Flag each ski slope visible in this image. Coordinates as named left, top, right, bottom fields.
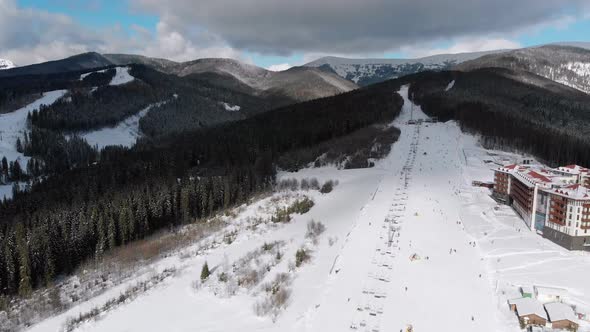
left=0, top=90, right=67, bottom=165
left=25, top=86, right=590, bottom=332
left=80, top=101, right=166, bottom=149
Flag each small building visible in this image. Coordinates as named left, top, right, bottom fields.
left=534, top=286, right=569, bottom=304
left=508, top=298, right=548, bottom=327
left=544, top=302, right=579, bottom=330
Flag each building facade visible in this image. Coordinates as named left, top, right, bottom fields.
left=493, top=164, right=590, bottom=251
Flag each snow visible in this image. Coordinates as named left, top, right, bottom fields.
left=0, top=58, right=16, bottom=70
left=24, top=85, right=590, bottom=332
left=80, top=101, right=166, bottom=149
left=79, top=67, right=134, bottom=86
left=445, top=79, right=455, bottom=91
left=0, top=90, right=67, bottom=165
left=565, top=62, right=590, bottom=77
left=0, top=184, right=12, bottom=201
left=109, top=67, right=134, bottom=86
left=222, top=102, right=241, bottom=112
left=508, top=298, right=547, bottom=319
left=545, top=302, right=577, bottom=322
left=80, top=69, right=108, bottom=80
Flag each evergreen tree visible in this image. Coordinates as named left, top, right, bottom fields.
left=15, top=224, right=32, bottom=296
left=200, top=262, right=210, bottom=281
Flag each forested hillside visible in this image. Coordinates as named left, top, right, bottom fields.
left=404, top=68, right=590, bottom=166
left=0, top=84, right=402, bottom=297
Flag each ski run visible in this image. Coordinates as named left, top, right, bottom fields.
left=24, top=85, right=590, bottom=332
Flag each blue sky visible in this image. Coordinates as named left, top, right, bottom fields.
left=7, top=0, right=590, bottom=68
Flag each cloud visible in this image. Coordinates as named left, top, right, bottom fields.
left=267, top=63, right=292, bottom=71
left=1, top=0, right=588, bottom=66
left=400, top=38, right=522, bottom=58
left=0, top=0, right=243, bottom=65
left=132, top=0, right=588, bottom=56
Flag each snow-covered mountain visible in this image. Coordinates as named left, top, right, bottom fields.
left=304, top=50, right=507, bottom=86
left=456, top=45, right=590, bottom=94
left=0, top=58, right=15, bottom=70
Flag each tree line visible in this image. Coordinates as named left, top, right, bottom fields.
left=407, top=68, right=590, bottom=167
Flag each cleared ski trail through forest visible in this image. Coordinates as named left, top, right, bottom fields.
left=296, top=86, right=501, bottom=332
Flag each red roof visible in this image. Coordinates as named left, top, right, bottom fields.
left=528, top=171, right=551, bottom=183
left=564, top=165, right=578, bottom=169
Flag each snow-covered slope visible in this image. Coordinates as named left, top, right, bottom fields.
left=0, top=58, right=15, bottom=70
left=0, top=90, right=67, bottom=165
left=24, top=86, right=590, bottom=332
left=456, top=45, right=590, bottom=94
left=80, top=102, right=158, bottom=149
left=305, top=50, right=507, bottom=86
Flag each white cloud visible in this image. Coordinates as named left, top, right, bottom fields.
left=267, top=63, right=292, bottom=71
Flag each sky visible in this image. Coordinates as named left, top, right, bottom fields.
left=1, top=0, right=589, bottom=70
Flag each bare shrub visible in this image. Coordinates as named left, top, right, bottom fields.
left=254, top=273, right=292, bottom=320
left=276, top=178, right=299, bottom=191
left=305, top=220, right=326, bottom=240
left=309, top=178, right=320, bottom=190
left=300, top=178, right=310, bottom=190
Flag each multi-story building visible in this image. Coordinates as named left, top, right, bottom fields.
left=493, top=163, right=590, bottom=251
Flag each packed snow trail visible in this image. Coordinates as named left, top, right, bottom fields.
left=301, top=86, right=501, bottom=332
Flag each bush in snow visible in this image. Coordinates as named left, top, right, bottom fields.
left=320, top=180, right=338, bottom=193
left=295, top=248, right=310, bottom=267
left=270, top=197, right=314, bottom=223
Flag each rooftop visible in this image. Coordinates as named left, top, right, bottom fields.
left=544, top=302, right=577, bottom=323
left=508, top=298, right=548, bottom=319
left=557, top=165, right=590, bottom=175
left=548, top=184, right=590, bottom=200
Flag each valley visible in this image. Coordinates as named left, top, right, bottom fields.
left=13, top=86, right=590, bottom=332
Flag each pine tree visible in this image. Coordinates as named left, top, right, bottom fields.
left=15, top=137, right=23, bottom=153
left=200, top=262, right=210, bottom=281
left=1, top=156, right=7, bottom=182
left=15, top=224, right=32, bottom=296
left=107, top=214, right=116, bottom=249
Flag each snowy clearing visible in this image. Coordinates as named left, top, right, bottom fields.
left=80, top=101, right=166, bottom=149
left=109, top=67, right=134, bottom=86
left=0, top=90, right=67, bottom=165
left=445, top=79, right=455, bottom=91
left=222, top=102, right=241, bottom=111
left=79, top=69, right=108, bottom=80
left=24, top=85, right=590, bottom=332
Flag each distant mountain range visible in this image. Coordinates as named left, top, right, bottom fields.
left=0, top=52, right=356, bottom=102
left=304, top=50, right=506, bottom=86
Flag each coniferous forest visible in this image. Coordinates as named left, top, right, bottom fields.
left=0, top=83, right=402, bottom=296
left=404, top=68, right=590, bottom=167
